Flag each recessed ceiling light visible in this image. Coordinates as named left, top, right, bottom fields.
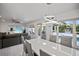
left=52, top=47, right=56, bottom=49
left=20, top=21, right=23, bottom=23
left=46, top=3, right=52, bottom=5
left=43, top=42, right=47, bottom=45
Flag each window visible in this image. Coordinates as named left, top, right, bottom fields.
left=52, top=25, right=57, bottom=32
left=76, top=20, right=79, bottom=47
left=15, top=26, right=23, bottom=33
left=60, top=19, right=79, bottom=48
left=59, top=24, right=66, bottom=33
left=64, top=20, right=73, bottom=33
left=59, top=20, right=73, bottom=33
left=76, top=20, right=79, bottom=34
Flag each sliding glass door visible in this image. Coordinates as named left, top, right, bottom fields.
left=59, top=20, right=73, bottom=34
left=76, top=20, right=79, bottom=48
left=59, top=19, right=79, bottom=49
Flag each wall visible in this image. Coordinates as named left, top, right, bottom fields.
left=0, top=21, right=24, bottom=33
left=0, top=22, right=9, bottom=32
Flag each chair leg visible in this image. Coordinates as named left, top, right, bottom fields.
left=22, top=50, right=28, bottom=56
left=22, top=50, right=25, bottom=56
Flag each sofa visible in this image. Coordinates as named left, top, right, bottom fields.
left=0, top=33, right=22, bottom=48
left=0, top=33, right=5, bottom=49
left=22, top=33, right=31, bottom=40
left=2, top=33, right=22, bottom=48
left=0, top=39, right=2, bottom=49
left=0, top=32, right=32, bottom=49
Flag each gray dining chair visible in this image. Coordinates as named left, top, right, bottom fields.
left=60, top=36, right=72, bottom=48
left=40, top=49, right=51, bottom=56
left=21, top=35, right=25, bottom=44
left=21, top=35, right=28, bottom=56
left=25, top=40, right=34, bottom=56
left=49, top=35, right=57, bottom=43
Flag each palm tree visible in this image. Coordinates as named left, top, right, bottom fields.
left=76, top=25, right=79, bottom=34
left=59, top=24, right=66, bottom=32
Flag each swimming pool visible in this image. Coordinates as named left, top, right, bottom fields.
left=77, top=38, right=79, bottom=46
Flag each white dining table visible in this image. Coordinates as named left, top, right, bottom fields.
left=26, top=37, right=79, bottom=56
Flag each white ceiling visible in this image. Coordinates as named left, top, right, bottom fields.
left=0, top=3, right=79, bottom=23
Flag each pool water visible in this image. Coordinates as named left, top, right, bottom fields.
left=77, top=38, right=79, bottom=46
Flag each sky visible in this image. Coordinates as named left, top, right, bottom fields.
left=65, top=20, right=79, bottom=24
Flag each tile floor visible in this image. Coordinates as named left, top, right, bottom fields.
left=0, top=44, right=24, bottom=56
